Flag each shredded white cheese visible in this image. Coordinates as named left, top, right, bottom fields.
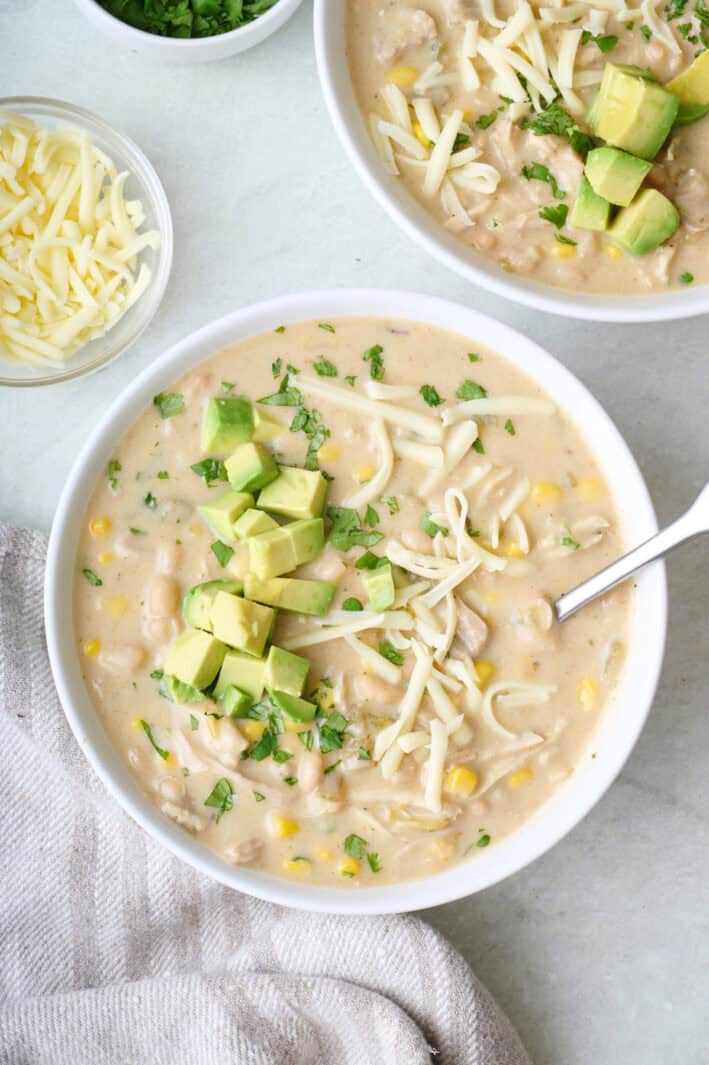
left=343, top=419, right=393, bottom=509
left=442, top=395, right=556, bottom=426
left=296, top=375, right=444, bottom=444
left=423, top=718, right=449, bottom=812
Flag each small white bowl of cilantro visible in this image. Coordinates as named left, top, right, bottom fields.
left=74, top=0, right=304, bottom=62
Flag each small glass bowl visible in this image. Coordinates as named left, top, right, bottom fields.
left=0, top=97, right=173, bottom=387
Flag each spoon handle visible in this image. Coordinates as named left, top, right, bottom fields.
left=555, top=484, right=709, bottom=623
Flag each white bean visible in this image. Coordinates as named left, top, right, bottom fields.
left=158, top=776, right=185, bottom=803
left=146, top=575, right=180, bottom=619
left=353, top=674, right=403, bottom=706
left=297, top=750, right=324, bottom=794
left=401, top=528, right=434, bottom=554
left=155, top=541, right=182, bottom=575
left=225, top=838, right=263, bottom=865
left=98, top=643, right=145, bottom=676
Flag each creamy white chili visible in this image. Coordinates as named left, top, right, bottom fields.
left=74, top=316, right=629, bottom=887
left=347, top=0, right=709, bottom=293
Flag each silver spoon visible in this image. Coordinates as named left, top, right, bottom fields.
left=555, top=484, right=709, bottom=623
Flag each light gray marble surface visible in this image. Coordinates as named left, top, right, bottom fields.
left=2, top=3, right=708, bottom=1063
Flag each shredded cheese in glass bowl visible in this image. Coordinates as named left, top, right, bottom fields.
left=0, top=97, right=173, bottom=387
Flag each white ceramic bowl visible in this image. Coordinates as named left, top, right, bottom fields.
left=45, top=289, right=667, bottom=914
left=314, top=1, right=709, bottom=323
left=0, top=97, right=173, bottom=387
left=73, top=0, right=304, bottom=63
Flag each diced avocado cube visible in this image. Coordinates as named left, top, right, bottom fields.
left=214, top=649, right=268, bottom=702
left=232, top=508, right=279, bottom=541
left=362, top=562, right=396, bottom=612
left=225, top=442, right=279, bottom=493
left=584, top=147, right=651, bottom=207
left=244, top=574, right=335, bottom=616
left=201, top=396, right=254, bottom=453
left=570, top=176, right=611, bottom=232
left=287, top=517, right=325, bottom=565
left=198, top=489, right=254, bottom=541
left=182, top=578, right=243, bottom=631
left=609, top=188, right=680, bottom=255
left=256, top=465, right=328, bottom=520
left=218, top=684, right=253, bottom=718
left=269, top=689, right=317, bottom=723
left=209, top=590, right=276, bottom=657
left=249, top=526, right=298, bottom=579
left=163, top=629, right=226, bottom=690
left=253, top=408, right=285, bottom=442
left=668, top=51, right=709, bottom=125
left=588, top=63, right=678, bottom=160
left=264, top=646, right=310, bottom=697
left=160, top=674, right=206, bottom=704
left=248, top=518, right=324, bottom=580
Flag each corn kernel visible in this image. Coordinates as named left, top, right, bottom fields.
left=532, top=480, right=563, bottom=503
left=551, top=242, right=576, bottom=259
left=207, top=716, right=220, bottom=739
left=578, top=676, right=598, bottom=710
left=509, top=768, right=534, bottom=787
left=103, top=595, right=128, bottom=618
left=475, top=660, right=495, bottom=686
left=339, top=856, right=360, bottom=878
left=83, top=639, right=101, bottom=657
left=575, top=477, right=603, bottom=501
left=504, top=541, right=525, bottom=558
left=131, top=717, right=141, bottom=730
left=444, top=765, right=478, bottom=797
left=412, top=119, right=431, bottom=148
left=387, top=64, right=418, bottom=88
left=89, top=517, right=112, bottom=538
left=283, top=716, right=309, bottom=734
left=317, top=847, right=334, bottom=863
left=97, top=551, right=114, bottom=565
left=269, top=812, right=300, bottom=838
left=605, top=243, right=622, bottom=259
left=283, top=857, right=311, bottom=877
left=355, top=465, right=377, bottom=484
left=317, top=442, right=341, bottom=464
left=241, top=719, right=267, bottom=741
left=462, top=108, right=473, bottom=122
left=483, top=591, right=498, bottom=605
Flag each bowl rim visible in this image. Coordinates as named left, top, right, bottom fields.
left=45, top=287, right=667, bottom=915
left=0, top=96, right=173, bottom=388
left=313, top=0, right=709, bottom=324
left=73, top=0, right=304, bottom=48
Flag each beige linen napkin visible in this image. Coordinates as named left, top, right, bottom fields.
left=0, top=523, right=531, bottom=1065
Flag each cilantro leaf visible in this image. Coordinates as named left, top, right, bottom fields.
left=211, top=541, right=234, bottom=567
left=204, top=778, right=233, bottom=822
left=258, top=376, right=303, bottom=406
left=191, top=458, right=228, bottom=484
left=420, top=384, right=444, bottom=407
left=319, top=322, right=336, bottom=333
left=342, top=597, right=364, bottom=611
left=326, top=507, right=384, bottom=551
left=314, top=359, right=338, bottom=377
left=523, top=102, right=595, bottom=157
left=456, top=379, right=488, bottom=401
left=380, top=495, right=399, bottom=514
left=367, top=852, right=382, bottom=872
left=420, top=512, right=449, bottom=538
left=344, top=833, right=368, bottom=859
left=521, top=162, right=566, bottom=199
left=379, top=640, right=404, bottom=666
left=539, top=203, right=569, bottom=228
left=364, top=505, right=379, bottom=527
left=363, top=344, right=384, bottom=380
left=82, top=568, right=102, bottom=587
left=106, top=458, right=122, bottom=490
left=140, top=720, right=169, bottom=761
left=153, top=392, right=184, bottom=419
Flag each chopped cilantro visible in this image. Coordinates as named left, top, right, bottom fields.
left=319, top=711, right=348, bottom=754
left=679, top=271, right=694, bottom=284
left=521, top=161, right=566, bottom=199
left=204, top=777, right=233, bottom=822
left=467, top=352, right=481, bottom=362
left=319, top=322, right=335, bottom=333
left=274, top=325, right=286, bottom=334
left=364, top=505, right=379, bottom=527
left=342, top=597, right=364, bottom=611
left=640, top=24, right=653, bottom=39
left=380, top=495, right=399, bottom=514
left=666, top=0, right=688, bottom=17
left=283, top=776, right=298, bottom=786
left=221, top=381, right=234, bottom=393
left=581, top=29, right=618, bottom=51
left=420, top=512, right=448, bottom=538
left=323, top=759, right=342, bottom=775
left=140, top=720, right=169, bottom=761
left=472, top=438, right=486, bottom=454
left=344, top=833, right=368, bottom=858
left=379, top=640, right=404, bottom=666
left=271, top=358, right=282, bottom=378
left=190, top=457, right=227, bottom=484
left=211, top=540, right=234, bottom=567
left=539, top=203, right=569, bottom=228
left=190, top=714, right=199, bottom=731
left=143, top=491, right=157, bottom=509
left=82, top=568, right=102, bottom=587
left=314, top=358, right=338, bottom=377
left=420, top=384, right=444, bottom=407
left=555, top=233, right=577, bottom=246
left=363, top=344, right=384, bottom=380
left=345, top=375, right=356, bottom=387
left=253, top=791, right=266, bottom=802
left=153, top=392, right=184, bottom=419
left=367, top=852, right=382, bottom=873
left=273, top=748, right=293, bottom=764
left=250, top=729, right=277, bottom=761
left=298, top=730, right=314, bottom=751
left=258, top=376, right=302, bottom=407
left=358, top=746, right=372, bottom=761
left=476, top=110, right=499, bottom=129
left=456, top=379, right=488, bottom=400
left=523, top=102, right=595, bottom=158
left=355, top=550, right=387, bottom=570
left=106, top=458, right=122, bottom=490
left=157, top=470, right=169, bottom=479
left=129, top=527, right=147, bottom=536
left=505, top=419, right=516, bottom=435
left=327, top=506, right=384, bottom=551
left=453, top=131, right=471, bottom=149
left=560, top=526, right=580, bottom=550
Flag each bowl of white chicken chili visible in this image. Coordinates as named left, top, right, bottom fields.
left=315, top=0, right=709, bottom=321
left=45, top=289, right=666, bottom=914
